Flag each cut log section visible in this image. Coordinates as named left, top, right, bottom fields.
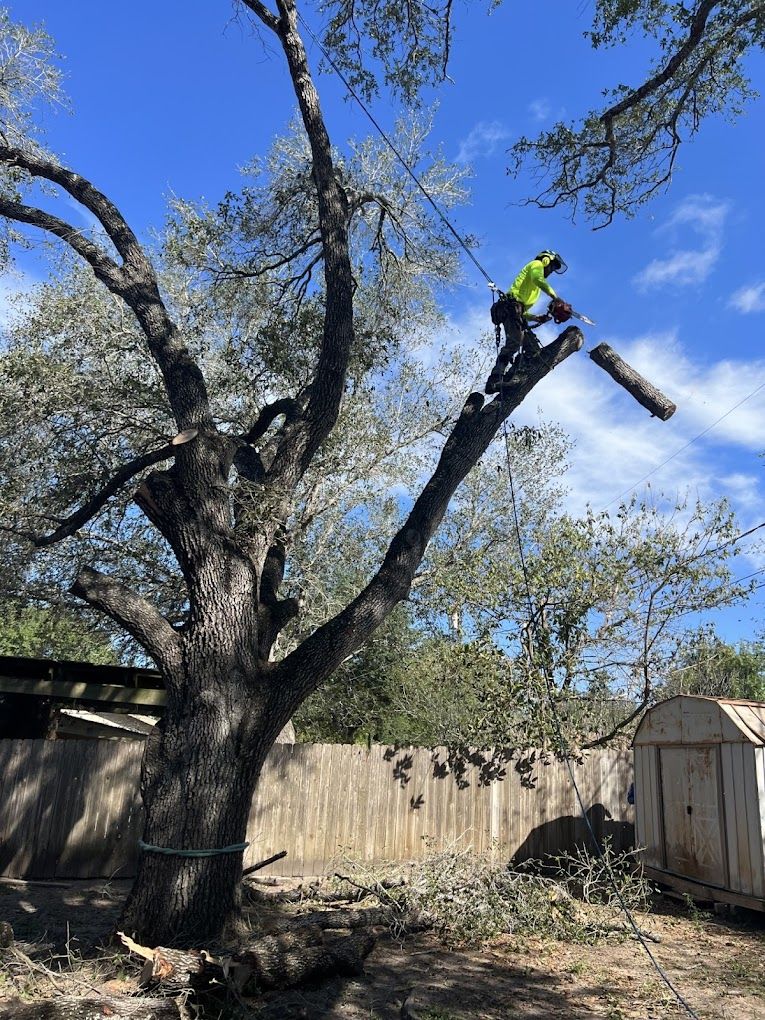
left=118, top=926, right=376, bottom=995
left=0, top=998, right=181, bottom=1020
left=589, top=343, right=677, bottom=421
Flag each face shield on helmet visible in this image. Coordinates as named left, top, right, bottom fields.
left=536, top=250, right=568, bottom=274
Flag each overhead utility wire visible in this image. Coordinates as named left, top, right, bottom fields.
left=301, top=17, right=699, bottom=1014
left=295, top=12, right=496, bottom=289
left=602, top=377, right=765, bottom=509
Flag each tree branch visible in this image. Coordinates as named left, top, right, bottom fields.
left=10, top=431, right=199, bottom=548
left=0, top=193, right=122, bottom=288
left=70, top=566, right=181, bottom=671
left=242, top=0, right=355, bottom=489
left=273, top=327, right=584, bottom=703
left=0, top=143, right=148, bottom=266
left=0, top=146, right=213, bottom=432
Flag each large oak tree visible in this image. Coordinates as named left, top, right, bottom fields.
left=0, top=1, right=760, bottom=945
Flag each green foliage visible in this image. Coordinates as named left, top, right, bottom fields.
left=336, top=842, right=651, bottom=948
left=664, top=629, right=765, bottom=700
left=510, top=0, right=764, bottom=223
left=0, top=603, right=116, bottom=662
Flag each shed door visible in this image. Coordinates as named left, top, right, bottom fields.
left=660, top=746, right=726, bottom=887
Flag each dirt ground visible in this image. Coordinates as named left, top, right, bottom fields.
left=0, top=877, right=763, bottom=1019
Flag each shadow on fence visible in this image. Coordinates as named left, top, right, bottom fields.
left=0, top=741, right=634, bottom=880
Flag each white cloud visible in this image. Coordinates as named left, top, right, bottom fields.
left=632, top=195, right=730, bottom=292
left=729, top=282, right=765, bottom=315
left=455, top=120, right=510, bottom=164
left=528, top=98, right=551, bottom=122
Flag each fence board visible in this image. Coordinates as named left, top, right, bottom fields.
left=0, top=740, right=634, bottom=879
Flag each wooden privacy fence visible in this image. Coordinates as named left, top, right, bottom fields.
left=0, top=741, right=634, bottom=880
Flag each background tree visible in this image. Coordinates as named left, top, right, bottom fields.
left=661, top=628, right=765, bottom=700
left=510, top=0, right=765, bottom=224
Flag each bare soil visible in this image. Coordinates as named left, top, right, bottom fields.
left=0, top=878, right=763, bottom=1019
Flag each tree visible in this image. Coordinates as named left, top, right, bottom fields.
left=662, top=628, right=765, bottom=700
left=510, top=1, right=765, bottom=225
left=0, top=3, right=584, bottom=945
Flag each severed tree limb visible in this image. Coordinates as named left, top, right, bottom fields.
left=9, top=431, right=199, bottom=548
left=242, top=849, right=287, bottom=877
left=589, top=343, right=676, bottom=420
left=118, top=928, right=376, bottom=995
left=70, top=567, right=181, bottom=672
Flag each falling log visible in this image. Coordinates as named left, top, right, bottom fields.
left=589, top=343, right=677, bottom=421
left=0, top=998, right=181, bottom=1020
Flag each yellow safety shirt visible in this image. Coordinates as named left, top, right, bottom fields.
left=508, top=259, right=557, bottom=312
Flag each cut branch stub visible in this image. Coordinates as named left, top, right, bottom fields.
left=170, top=428, right=198, bottom=446
left=589, top=343, right=677, bottom=421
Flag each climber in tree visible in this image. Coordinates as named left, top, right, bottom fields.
left=485, top=250, right=571, bottom=393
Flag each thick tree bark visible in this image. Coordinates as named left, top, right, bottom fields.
left=589, top=342, right=677, bottom=420
left=118, top=668, right=282, bottom=945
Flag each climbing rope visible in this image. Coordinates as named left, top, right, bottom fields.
left=138, top=839, right=249, bottom=859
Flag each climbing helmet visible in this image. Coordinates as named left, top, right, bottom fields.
left=535, top=250, right=568, bottom=274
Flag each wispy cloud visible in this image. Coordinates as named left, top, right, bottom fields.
left=729, top=281, right=765, bottom=315
left=456, top=120, right=510, bottom=164
left=633, top=194, right=730, bottom=291
left=528, top=98, right=551, bottom=122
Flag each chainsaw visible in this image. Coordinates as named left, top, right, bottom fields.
left=548, top=298, right=596, bottom=327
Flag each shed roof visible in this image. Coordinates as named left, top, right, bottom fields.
left=634, top=695, right=765, bottom=747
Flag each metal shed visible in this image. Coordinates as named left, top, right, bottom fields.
left=633, top=695, right=765, bottom=910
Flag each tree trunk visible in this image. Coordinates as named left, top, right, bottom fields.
left=119, top=672, right=280, bottom=946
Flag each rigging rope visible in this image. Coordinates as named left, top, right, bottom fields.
left=295, top=14, right=701, bottom=1015
left=499, top=424, right=700, bottom=1020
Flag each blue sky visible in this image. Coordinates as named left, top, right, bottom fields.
left=4, top=1, right=765, bottom=641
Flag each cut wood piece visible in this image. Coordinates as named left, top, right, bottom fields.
left=170, top=428, right=198, bottom=446
left=242, top=848, right=287, bottom=877
left=232, top=929, right=376, bottom=994
left=119, top=928, right=376, bottom=996
left=589, top=343, right=677, bottom=420
left=0, top=997, right=181, bottom=1020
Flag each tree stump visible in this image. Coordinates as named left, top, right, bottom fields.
left=0, top=998, right=181, bottom=1020
left=589, top=343, right=677, bottom=420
